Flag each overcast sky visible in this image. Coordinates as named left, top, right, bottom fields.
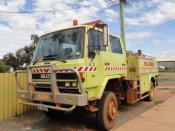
left=0, top=0, right=175, bottom=58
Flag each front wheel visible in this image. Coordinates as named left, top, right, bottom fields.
left=96, top=91, right=118, bottom=131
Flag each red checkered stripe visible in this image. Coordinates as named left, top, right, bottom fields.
left=105, top=66, right=127, bottom=71
left=31, top=68, right=50, bottom=74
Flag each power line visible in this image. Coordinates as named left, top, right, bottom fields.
left=0, top=0, right=117, bottom=14
left=0, top=0, right=118, bottom=38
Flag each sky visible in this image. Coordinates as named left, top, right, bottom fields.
left=0, top=0, right=175, bottom=59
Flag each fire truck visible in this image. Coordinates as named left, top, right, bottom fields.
left=15, top=1, right=158, bottom=130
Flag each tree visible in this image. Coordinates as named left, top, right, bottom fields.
left=16, top=44, right=35, bottom=66
left=2, top=43, right=35, bottom=70
left=3, top=53, right=18, bottom=70
left=0, top=60, right=9, bottom=73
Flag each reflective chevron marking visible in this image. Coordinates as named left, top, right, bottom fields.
left=31, top=68, right=50, bottom=74
left=105, top=66, right=127, bottom=71
left=31, top=66, right=97, bottom=74
left=75, top=66, right=97, bottom=72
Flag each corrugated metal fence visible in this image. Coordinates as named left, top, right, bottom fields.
left=0, top=73, right=34, bottom=122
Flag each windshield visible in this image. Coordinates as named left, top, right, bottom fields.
left=31, top=27, right=85, bottom=63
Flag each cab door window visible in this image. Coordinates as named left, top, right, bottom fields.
left=110, top=35, right=123, bottom=54
left=88, top=29, right=104, bottom=57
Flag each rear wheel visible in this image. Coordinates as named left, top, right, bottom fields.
left=147, top=82, right=155, bottom=101
left=96, top=91, right=118, bottom=131
left=43, top=109, right=64, bottom=118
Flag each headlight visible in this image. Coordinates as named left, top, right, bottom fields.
left=65, top=82, right=71, bottom=87
left=72, top=82, right=78, bottom=87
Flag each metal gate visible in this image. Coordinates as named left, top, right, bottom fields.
left=0, top=73, right=34, bottom=122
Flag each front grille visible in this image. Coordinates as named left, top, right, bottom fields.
left=56, top=73, right=77, bottom=80
left=59, top=89, right=80, bottom=94
left=35, top=87, right=51, bottom=92
left=57, top=82, right=65, bottom=87
left=32, top=72, right=79, bottom=93
left=34, top=84, right=51, bottom=92
left=32, top=73, right=77, bottom=80
left=32, top=74, right=41, bottom=79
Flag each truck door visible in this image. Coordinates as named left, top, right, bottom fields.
left=86, top=29, right=108, bottom=89
left=107, top=35, right=127, bottom=76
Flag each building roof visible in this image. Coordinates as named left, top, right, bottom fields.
left=157, top=58, right=175, bottom=62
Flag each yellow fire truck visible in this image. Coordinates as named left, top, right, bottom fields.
left=15, top=1, right=158, bottom=130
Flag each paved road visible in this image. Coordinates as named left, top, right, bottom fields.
left=0, top=72, right=175, bottom=131
left=116, top=95, right=175, bottom=131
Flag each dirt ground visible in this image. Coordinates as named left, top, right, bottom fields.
left=0, top=72, right=175, bottom=131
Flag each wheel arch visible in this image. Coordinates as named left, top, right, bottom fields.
left=151, top=77, right=156, bottom=87
left=95, top=75, right=122, bottom=100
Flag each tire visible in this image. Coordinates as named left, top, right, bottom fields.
left=96, top=91, right=118, bottom=131
left=43, top=109, right=64, bottom=119
left=73, top=107, right=86, bottom=114
left=146, top=82, right=155, bottom=101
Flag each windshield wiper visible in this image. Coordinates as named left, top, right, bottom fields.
left=32, top=56, right=43, bottom=65
left=42, top=54, right=58, bottom=60
left=33, top=54, right=66, bottom=65
left=55, top=58, right=67, bottom=63
left=43, top=55, right=67, bottom=63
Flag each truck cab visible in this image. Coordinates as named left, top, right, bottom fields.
left=30, top=21, right=127, bottom=100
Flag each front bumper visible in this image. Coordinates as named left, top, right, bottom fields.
left=18, top=90, right=88, bottom=106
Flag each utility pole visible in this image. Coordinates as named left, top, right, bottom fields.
left=119, top=0, right=126, bottom=49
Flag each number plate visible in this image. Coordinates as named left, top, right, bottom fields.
left=37, top=104, right=48, bottom=112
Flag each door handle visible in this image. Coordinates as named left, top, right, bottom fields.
left=105, top=62, right=110, bottom=65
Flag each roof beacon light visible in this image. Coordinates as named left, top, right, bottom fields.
left=73, top=19, right=78, bottom=26
left=82, top=20, right=106, bottom=26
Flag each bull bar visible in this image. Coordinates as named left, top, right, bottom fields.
left=15, top=65, right=88, bottom=112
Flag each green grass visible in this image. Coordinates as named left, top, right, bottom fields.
left=158, top=87, right=175, bottom=90
left=159, top=78, right=175, bottom=83
left=159, top=70, right=175, bottom=73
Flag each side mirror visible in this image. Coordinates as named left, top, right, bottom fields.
left=75, top=52, right=80, bottom=56
left=103, top=24, right=109, bottom=47
left=88, top=51, right=96, bottom=59
left=31, top=34, right=39, bottom=43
